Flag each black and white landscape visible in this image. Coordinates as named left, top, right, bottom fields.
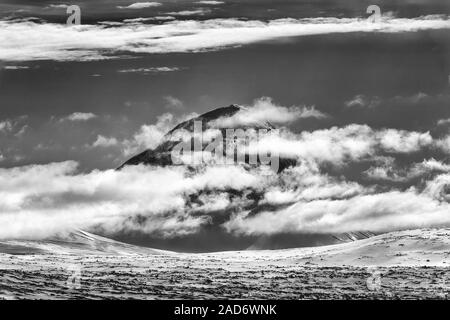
left=0, top=0, right=450, bottom=300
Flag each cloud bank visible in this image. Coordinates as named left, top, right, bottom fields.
left=1, top=98, right=450, bottom=240
left=0, top=155, right=449, bottom=240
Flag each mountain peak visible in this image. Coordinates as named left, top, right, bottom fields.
left=119, top=103, right=292, bottom=170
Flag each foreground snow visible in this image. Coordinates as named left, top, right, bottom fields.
left=1, top=228, right=449, bottom=299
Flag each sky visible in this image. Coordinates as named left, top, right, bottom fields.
left=0, top=0, right=450, bottom=251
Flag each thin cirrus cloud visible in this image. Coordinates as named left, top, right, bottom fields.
left=117, top=66, right=180, bottom=74
left=0, top=16, right=449, bottom=62
left=117, top=2, right=162, bottom=9
left=166, top=9, right=212, bottom=16
left=195, top=1, right=225, bottom=5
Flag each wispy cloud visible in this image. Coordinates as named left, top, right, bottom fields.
left=117, top=2, right=162, bottom=9
left=196, top=1, right=225, bottom=5
left=3, top=65, right=30, bottom=70
left=61, top=112, right=97, bottom=122
left=166, top=9, right=212, bottom=16
left=47, top=4, right=70, bottom=9
left=117, top=67, right=180, bottom=74
left=164, top=95, right=184, bottom=110
left=438, top=118, right=450, bottom=126
left=1, top=16, right=449, bottom=62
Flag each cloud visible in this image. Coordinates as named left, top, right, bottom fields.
left=248, top=125, right=435, bottom=166
left=1, top=16, right=449, bottom=61
left=379, top=129, right=433, bottom=153
left=0, top=117, right=28, bottom=136
left=47, top=4, right=70, bottom=9
left=0, top=161, right=266, bottom=239
left=122, top=112, right=198, bottom=156
left=196, top=1, right=225, bottom=5
left=345, top=94, right=381, bottom=108
left=364, top=159, right=450, bottom=182
left=1, top=95, right=450, bottom=241
left=1, top=156, right=449, bottom=241
left=62, top=112, right=97, bottom=122
left=224, top=183, right=450, bottom=235
left=0, top=120, right=13, bottom=133
left=164, top=95, right=184, bottom=110
left=123, top=16, right=176, bottom=23
left=117, top=2, right=162, bottom=9
left=210, top=97, right=327, bottom=128
left=3, top=65, right=30, bottom=70
left=166, top=9, right=212, bottom=16
left=436, top=135, right=450, bottom=153
left=91, top=135, right=119, bottom=148
left=438, top=118, right=450, bottom=126
left=118, top=67, right=180, bottom=74
left=345, top=92, right=430, bottom=109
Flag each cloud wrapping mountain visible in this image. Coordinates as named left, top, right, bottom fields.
left=0, top=99, right=449, bottom=240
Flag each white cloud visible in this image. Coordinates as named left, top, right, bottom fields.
left=123, top=16, right=175, bottom=23
left=365, top=159, right=450, bottom=182
left=166, top=9, right=211, bottom=16
left=196, top=1, right=225, bottom=5
left=47, top=4, right=70, bottom=9
left=0, top=118, right=27, bottom=136
left=248, top=125, right=435, bottom=166
left=210, top=97, right=327, bottom=128
left=0, top=120, right=13, bottom=133
left=1, top=16, right=449, bottom=62
left=3, top=65, right=30, bottom=70
left=122, top=112, right=197, bottom=156
left=62, top=112, right=97, bottom=122
left=0, top=161, right=266, bottom=239
left=224, top=175, right=450, bottom=236
left=118, top=67, right=180, bottom=74
left=92, top=135, right=119, bottom=148
left=344, top=92, right=432, bottom=109
left=344, top=94, right=381, bottom=108
left=0, top=134, right=449, bottom=240
left=437, top=118, right=450, bottom=126
left=117, top=2, right=162, bottom=9
left=436, top=135, right=450, bottom=153
left=378, top=129, right=433, bottom=153
left=164, top=95, right=184, bottom=110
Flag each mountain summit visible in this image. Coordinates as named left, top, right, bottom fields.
left=120, top=104, right=294, bottom=171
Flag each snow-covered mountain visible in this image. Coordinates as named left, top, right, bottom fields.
left=0, top=230, right=167, bottom=255
left=1, top=228, right=449, bottom=267
left=119, top=104, right=296, bottom=171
